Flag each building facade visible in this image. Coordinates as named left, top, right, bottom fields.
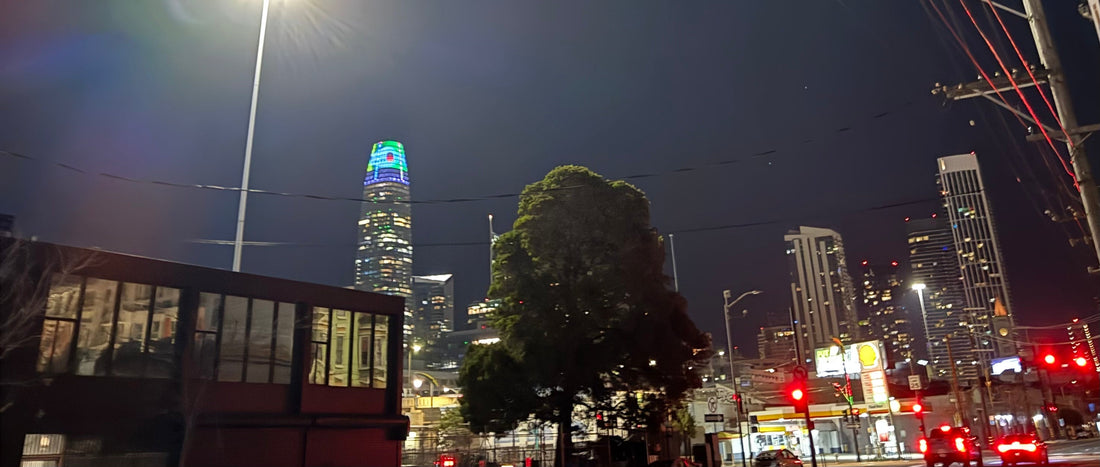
left=938, top=153, right=1017, bottom=363
left=907, top=214, right=975, bottom=381
left=411, top=274, right=455, bottom=347
left=858, top=261, right=914, bottom=367
left=1, top=239, right=407, bottom=467
left=756, top=325, right=797, bottom=362
left=356, top=141, right=414, bottom=343
left=465, top=299, right=499, bottom=330
left=785, top=226, right=859, bottom=355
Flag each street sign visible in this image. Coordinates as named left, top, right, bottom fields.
left=704, top=414, right=724, bottom=423
left=845, top=422, right=861, bottom=429
left=707, top=396, right=718, bottom=413
left=792, top=365, right=809, bottom=381
left=908, top=375, right=922, bottom=391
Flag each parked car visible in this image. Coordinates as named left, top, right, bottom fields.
left=919, top=424, right=983, bottom=467
left=752, top=449, right=803, bottom=467
left=646, top=458, right=700, bottom=467
left=994, top=434, right=1048, bottom=466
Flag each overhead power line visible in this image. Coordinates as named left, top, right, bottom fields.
left=1, top=98, right=916, bottom=207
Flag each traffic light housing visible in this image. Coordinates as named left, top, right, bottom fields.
left=596, top=413, right=605, bottom=429
left=789, top=383, right=808, bottom=413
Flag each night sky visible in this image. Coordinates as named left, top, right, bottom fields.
left=2, top=1, right=1098, bottom=356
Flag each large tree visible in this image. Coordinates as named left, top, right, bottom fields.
left=458, top=166, right=710, bottom=465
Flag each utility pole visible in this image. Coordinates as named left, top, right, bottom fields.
left=945, top=335, right=967, bottom=427
left=1019, top=0, right=1100, bottom=268
left=932, top=0, right=1100, bottom=270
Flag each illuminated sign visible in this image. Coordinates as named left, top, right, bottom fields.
left=991, top=356, right=1022, bottom=375
left=814, top=340, right=883, bottom=377
left=364, top=140, right=409, bottom=186
left=861, top=370, right=888, bottom=404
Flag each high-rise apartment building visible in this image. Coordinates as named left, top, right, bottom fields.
left=355, top=141, right=414, bottom=341
left=858, top=261, right=914, bottom=367
left=938, top=153, right=1017, bottom=362
left=756, top=325, right=797, bottom=362
left=412, top=274, right=455, bottom=346
left=785, top=226, right=859, bottom=355
left=907, top=215, right=975, bottom=380
left=466, top=299, right=499, bottom=330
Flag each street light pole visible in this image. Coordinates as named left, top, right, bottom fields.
left=722, top=289, right=761, bottom=467
left=232, top=0, right=271, bottom=272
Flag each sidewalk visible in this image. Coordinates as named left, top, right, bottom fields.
left=796, top=452, right=922, bottom=467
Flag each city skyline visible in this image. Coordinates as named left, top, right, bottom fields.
left=1, top=1, right=1096, bottom=360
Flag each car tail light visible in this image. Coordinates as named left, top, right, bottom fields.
left=1022, top=443, right=1037, bottom=452
left=954, top=437, right=966, bottom=452
left=997, top=444, right=1009, bottom=453
left=918, top=438, right=928, bottom=453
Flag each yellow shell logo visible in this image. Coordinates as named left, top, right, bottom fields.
left=858, top=344, right=878, bottom=368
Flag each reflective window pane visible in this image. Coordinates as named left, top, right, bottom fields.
left=351, top=313, right=373, bottom=387
left=45, top=274, right=82, bottom=318
left=328, top=310, right=351, bottom=387
left=373, top=315, right=389, bottom=388
left=147, top=287, right=179, bottom=378
left=309, top=308, right=329, bottom=385
left=217, top=296, right=248, bottom=382
left=75, top=278, right=118, bottom=376
left=194, top=333, right=217, bottom=380
left=245, top=299, right=274, bottom=383
left=196, top=293, right=221, bottom=332
left=309, top=343, right=327, bottom=384
left=111, top=283, right=152, bottom=377
left=273, top=303, right=294, bottom=384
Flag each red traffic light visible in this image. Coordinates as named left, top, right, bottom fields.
left=1043, top=354, right=1056, bottom=365
left=913, top=403, right=923, bottom=414
left=851, top=408, right=861, bottom=417
left=791, top=388, right=805, bottom=401
left=1074, top=357, right=1089, bottom=367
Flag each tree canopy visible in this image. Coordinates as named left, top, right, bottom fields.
left=458, top=166, right=710, bottom=460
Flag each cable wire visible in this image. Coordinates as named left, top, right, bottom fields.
left=956, top=0, right=1077, bottom=186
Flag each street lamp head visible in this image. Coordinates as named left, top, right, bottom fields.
left=749, top=290, right=762, bottom=295
left=412, top=344, right=422, bottom=352
left=413, top=378, right=423, bottom=389
left=723, top=290, right=732, bottom=300
left=912, top=283, right=927, bottom=291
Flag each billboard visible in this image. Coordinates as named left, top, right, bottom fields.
left=814, top=340, right=884, bottom=377
left=991, top=356, right=1022, bottom=375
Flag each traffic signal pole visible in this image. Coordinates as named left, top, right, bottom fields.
left=802, top=408, right=817, bottom=467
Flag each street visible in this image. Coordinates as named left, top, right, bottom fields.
left=801, top=438, right=1100, bottom=467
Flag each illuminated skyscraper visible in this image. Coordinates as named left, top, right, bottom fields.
left=907, top=215, right=975, bottom=381
left=356, top=141, right=413, bottom=340
left=937, top=153, right=1017, bottom=363
left=412, top=274, right=454, bottom=346
left=785, top=226, right=859, bottom=355
left=857, top=261, right=914, bottom=367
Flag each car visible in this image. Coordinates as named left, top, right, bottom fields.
left=919, top=424, right=983, bottom=467
left=752, top=449, right=803, bottom=467
left=994, top=434, right=1048, bottom=466
left=646, top=458, right=700, bottom=467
